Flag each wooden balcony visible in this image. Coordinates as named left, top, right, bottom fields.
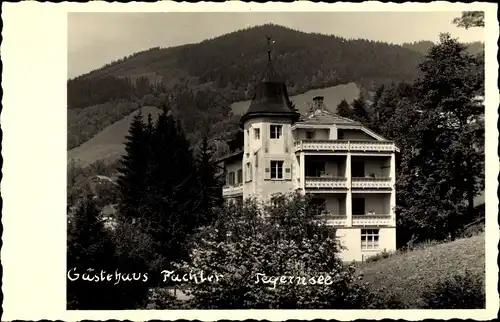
left=305, top=176, right=347, bottom=189
left=294, top=140, right=396, bottom=153
left=222, top=184, right=243, bottom=197
left=352, top=214, right=392, bottom=226
left=351, top=177, right=392, bottom=189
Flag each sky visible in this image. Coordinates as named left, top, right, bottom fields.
left=67, top=11, right=484, bottom=79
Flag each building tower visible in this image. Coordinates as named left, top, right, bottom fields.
left=240, top=37, right=299, bottom=201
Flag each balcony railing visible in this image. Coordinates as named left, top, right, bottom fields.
left=351, top=177, right=392, bottom=189
left=352, top=214, right=392, bottom=226
left=305, top=176, right=347, bottom=189
left=316, top=214, right=347, bottom=226
left=222, top=184, right=243, bottom=197
left=294, top=140, right=396, bottom=152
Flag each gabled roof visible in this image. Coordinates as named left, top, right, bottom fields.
left=298, top=106, right=361, bottom=126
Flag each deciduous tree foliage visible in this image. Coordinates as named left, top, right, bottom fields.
left=452, top=11, right=485, bottom=29
left=371, top=34, right=485, bottom=246
left=177, top=193, right=396, bottom=309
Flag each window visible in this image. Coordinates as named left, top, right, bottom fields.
left=352, top=198, right=365, bottom=215
left=254, top=128, right=260, bottom=140
left=338, top=130, right=344, bottom=140
left=306, top=131, right=314, bottom=139
left=270, top=160, right=284, bottom=179
left=237, top=169, right=243, bottom=184
left=246, top=162, right=252, bottom=181
left=270, top=125, right=282, bottom=139
left=352, top=161, right=365, bottom=177
left=361, top=229, right=379, bottom=250
left=228, top=171, right=235, bottom=185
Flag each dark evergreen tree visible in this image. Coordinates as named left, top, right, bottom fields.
left=142, top=110, right=199, bottom=266
left=351, top=95, right=371, bottom=125
left=67, top=195, right=150, bottom=309
left=193, top=133, right=224, bottom=227
left=116, top=109, right=149, bottom=220
left=335, top=99, right=351, bottom=118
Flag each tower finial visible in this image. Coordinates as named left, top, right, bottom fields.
left=266, top=35, right=272, bottom=62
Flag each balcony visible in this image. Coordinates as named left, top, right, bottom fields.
left=222, top=184, right=243, bottom=197
left=351, top=177, right=392, bottom=189
left=305, top=176, right=347, bottom=189
left=294, top=140, right=396, bottom=153
left=316, top=214, right=348, bottom=226
left=352, top=214, right=392, bottom=226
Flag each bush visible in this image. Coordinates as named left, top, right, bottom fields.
left=420, top=270, right=485, bottom=309
left=363, top=287, right=408, bottom=309
left=175, top=193, right=381, bottom=309
left=364, top=249, right=393, bottom=263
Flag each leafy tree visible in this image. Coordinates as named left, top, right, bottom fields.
left=393, top=34, right=484, bottom=245
left=176, top=193, right=392, bottom=309
left=415, top=33, right=484, bottom=223
left=335, top=99, right=351, bottom=118
left=453, top=11, right=484, bottom=29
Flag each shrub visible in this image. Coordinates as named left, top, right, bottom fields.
left=364, top=249, right=393, bottom=263
left=420, top=270, right=485, bottom=309
left=363, top=287, right=408, bottom=309
left=175, top=193, right=378, bottom=309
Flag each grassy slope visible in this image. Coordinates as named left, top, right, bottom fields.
left=68, top=106, right=162, bottom=165
left=231, top=82, right=360, bottom=115
left=357, top=233, right=485, bottom=307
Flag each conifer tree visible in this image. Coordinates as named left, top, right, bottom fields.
left=117, top=109, right=149, bottom=220
left=351, top=95, right=371, bottom=125
left=142, top=110, right=199, bottom=264
left=67, top=195, right=150, bottom=309
left=67, top=195, right=117, bottom=309
left=335, top=99, right=351, bottom=118
left=194, top=133, right=224, bottom=226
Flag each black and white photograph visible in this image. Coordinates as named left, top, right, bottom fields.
left=65, top=9, right=489, bottom=311
left=1, top=2, right=498, bottom=320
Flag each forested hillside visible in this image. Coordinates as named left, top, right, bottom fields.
left=67, top=24, right=426, bottom=150
left=402, top=40, right=484, bottom=56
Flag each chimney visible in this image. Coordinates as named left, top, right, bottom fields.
left=312, top=96, right=324, bottom=111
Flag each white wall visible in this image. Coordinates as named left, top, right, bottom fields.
left=242, top=117, right=296, bottom=201
left=360, top=228, right=397, bottom=261
left=335, top=227, right=396, bottom=262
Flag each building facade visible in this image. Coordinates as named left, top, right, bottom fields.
left=219, top=50, right=399, bottom=262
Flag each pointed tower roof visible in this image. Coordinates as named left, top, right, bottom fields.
left=241, top=36, right=298, bottom=124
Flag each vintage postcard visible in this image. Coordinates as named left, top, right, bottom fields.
left=1, top=1, right=498, bottom=321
